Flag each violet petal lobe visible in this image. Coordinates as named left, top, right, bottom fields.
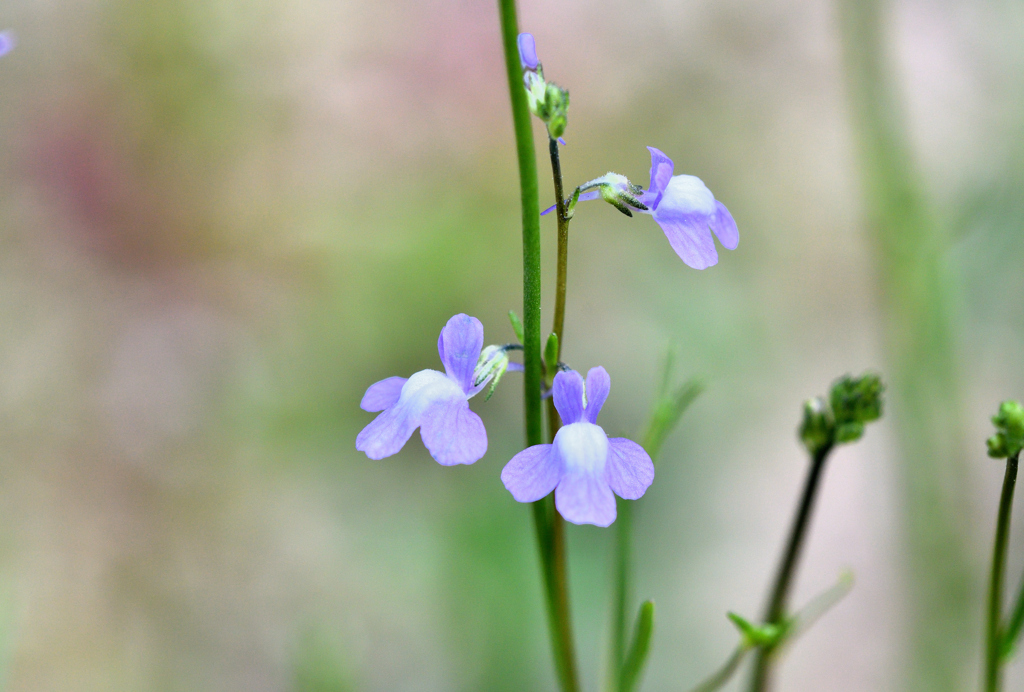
left=711, top=200, right=739, bottom=250
left=582, top=367, right=610, bottom=424
left=419, top=396, right=487, bottom=465
left=360, top=376, right=408, bottom=412
left=556, top=470, right=616, bottom=527
left=439, top=313, right=484, bottom=394
left=605, top=438, right=655, bottom=500
left=646, top=146, right=675, bottom=204
left=518, top=33, right=538, bottom=70
left=502, top=443, right=560, bottom=502
left=654, top=212, right=718, bottom=270
left=553, top=370, right=586, bottom=424
left=356, top=405, right=418, bottom=460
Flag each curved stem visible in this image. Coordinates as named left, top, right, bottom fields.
left=986, top=453, right=1019, bottom=692
left=749, top=442, right=833, bottom=692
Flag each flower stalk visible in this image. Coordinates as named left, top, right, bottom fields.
left=498, top=5, right=579, bottom=691
left=985, top=453, right=1019, bottom=692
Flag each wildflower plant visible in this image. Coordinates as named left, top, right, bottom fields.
left=353, top=4, right=897, bottom=691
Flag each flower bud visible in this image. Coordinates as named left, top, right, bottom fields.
left=987, top=400, right=1024, bottom=459
left=799, top=396, right=833, bottom=456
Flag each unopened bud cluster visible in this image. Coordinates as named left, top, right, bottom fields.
left=987, top=400, right=1024, bottom=459
left=799, top=373, right=884, bottom=456
left=518, top=33, right=570, bottom=139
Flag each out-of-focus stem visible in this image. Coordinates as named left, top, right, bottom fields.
left=837, top=2, right=970, bottom=689
left=985, top=453, right=1019, bottom=692
left=748, top=442, right=833, bottom=692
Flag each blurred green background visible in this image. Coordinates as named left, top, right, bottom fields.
left=1, top=0, right=1024, bottom=689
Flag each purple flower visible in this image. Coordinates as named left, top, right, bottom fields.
left=0, top=32, right=14, bottom=57
left=518, top=33, right=538, bottom=70
left=547, top=147, right=738, bottom=270
left=356, top=314, right=489, bottom=466
left=501, top=367, right=654, bottom=527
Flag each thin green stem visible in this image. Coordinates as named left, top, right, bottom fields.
left=1001, top=566, right=1024, bottom=658
left=549, top=135, right=570, bottom=353
left=541, top=131, right=580, bottom=692
left=985, top=453, right=1019, bottom=692
left=497, top=5, right=577, bottom=691
left=749, top=442, right=833, bottom=692
left=497, top=0, right=541, bottom=449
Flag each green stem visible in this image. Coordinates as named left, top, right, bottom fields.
left=1001, top=566, right=1024, bottom=659
left=497, top=0, right=541, bottom=449
left=549, top=135, right=570, bottom=353
left=497, top=5, right=577, bottom=692
left=749, top=442, right=833, bottom=692
left=985, top=453, right=1019, bottom=692
left=542, top=129, right=581, bottom=692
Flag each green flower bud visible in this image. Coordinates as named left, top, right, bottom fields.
left=987, top=400, right=1024, bottom=459
left=543, top=332, right=559, bottom=383
left=799, top=396, right=833, bottom=456
left=829, top=373, right=884, bottom=444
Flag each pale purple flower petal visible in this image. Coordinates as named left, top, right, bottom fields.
left=605, top=438, right=654, bottom=500
left=654, top=212, right=718, bottom=270
left=558, top=137, right=567, bottom=146
left=518, top=33, right=538, bottom=70
left=419, top=396, right=487, bottom=466
left=553, top=370, right=585, bottom=424
left=582, top=367, right=610, bottom=423
left=507, top=362, right=524, bottom=372
left=711, top=200, right=739, bottom=250
left=502, top=443, right=559, bottom=502
left=0, top=32, right=14, bottom=57
left=360, top=376, right=408, bottom=412
left=556, top=470, right=616, bottom=527
left=646, top=146, right=674, bottom=203
left=502, top=367, right=653, bottom=526
left=356, top=404, right=419, bottom=460
left=439, top=313, right=484, bottom=394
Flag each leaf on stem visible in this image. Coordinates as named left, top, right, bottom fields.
left=509, top=310, right=525, bottom=344
left=619, top=600, right=654, bottom=692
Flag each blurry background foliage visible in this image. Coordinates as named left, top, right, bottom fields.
left=0, top=0, right=1023, bottom=690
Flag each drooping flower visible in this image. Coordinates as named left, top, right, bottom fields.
left=501, top=367, right=654, bottom=526
left=545, top=147, right=738, bottom=270
left=357, top=314, right=492, bottom=466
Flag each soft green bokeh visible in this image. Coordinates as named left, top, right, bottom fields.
left=0, top=0, right=1022, bottom=690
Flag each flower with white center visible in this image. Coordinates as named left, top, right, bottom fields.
left=356, top=314, right=492, bottom=466
left=501, top=367, right=654, bottom=526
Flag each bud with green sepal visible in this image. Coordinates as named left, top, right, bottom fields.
left=473, top=344, right=524, bottom=401
left=565, top=173, right=648, bottom=219
left=830, top=373, right=884, bottom=444
left=517, top=33, right=570, bottom=141
left=543, top=332, right=559, bottom=384
left=987, top=400, right=1024, bottom=459
left=799, top=396, right=832, bottom=457
left=797, top=373, right=884, bottom=455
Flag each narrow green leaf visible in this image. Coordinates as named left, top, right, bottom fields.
left=508, top=310, right=525, bottom=344
left=544, top=332, right=559, bottom=379
left=619, top=600, right=654, bottom=692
